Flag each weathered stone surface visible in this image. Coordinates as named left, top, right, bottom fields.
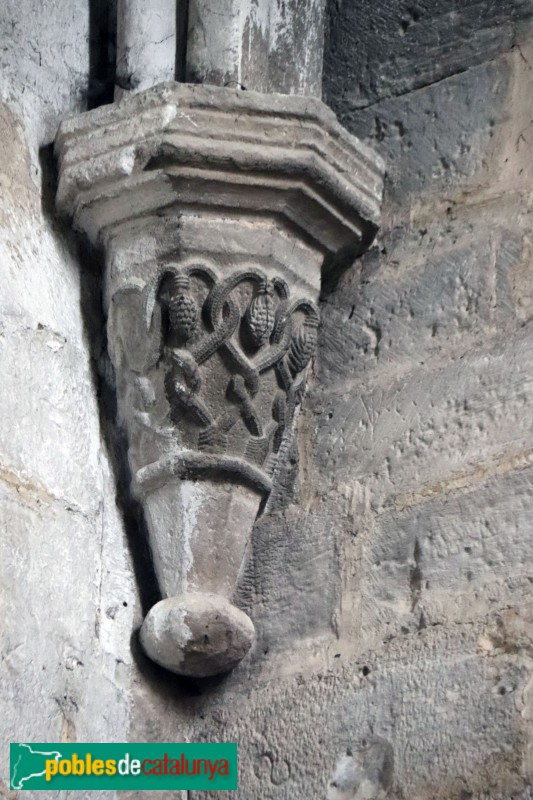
left=312, top=302, right=533, bottom=510
left=327, top=738, right=393, bottom=800
left=360, top=467, right=533, bottom=644
left=324, top=0, right=533, bottom=109
left=0, top=0, right=90, bottom=156
left=233, top=504, right=341, bottom=677
left=318, top=218, right=524, bottom=389
left=0, top=474, right=134, bottom=798
left=0, top=318, right=102, bottom=515
left=115, top=0, right=177, bottom=98
left=331, top=58, right=511, bottom=213
left=55, top=82, right=384, bottom=253
left=0, top=3, right=135, bottom=796
left=187, top=0, right=326, bottom=97
left=183, top=624, right=532, bottom=799
left=140, top=592, right=256, bottom=677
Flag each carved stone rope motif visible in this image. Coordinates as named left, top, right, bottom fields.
left=143, top=264, right=319, bottom=493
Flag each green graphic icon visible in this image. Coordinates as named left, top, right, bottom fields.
left=11, top=743, right=63, bottom=790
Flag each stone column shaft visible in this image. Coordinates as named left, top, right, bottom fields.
left=186, top=0, right=326, bottom=96
left=115, top=0, right=179, bottom=98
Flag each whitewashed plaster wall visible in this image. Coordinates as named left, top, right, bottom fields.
left=0, top=3, right=137, bottom=799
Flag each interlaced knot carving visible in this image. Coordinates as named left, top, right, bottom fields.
left=143, top=263, right=319, bottom=481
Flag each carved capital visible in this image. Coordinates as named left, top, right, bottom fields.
left=55, top=83, right=384, bottom=677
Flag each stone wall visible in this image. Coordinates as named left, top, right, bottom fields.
left=2, top=1, right=533, bottom=799
left=0, top=3, right=136, bottom=799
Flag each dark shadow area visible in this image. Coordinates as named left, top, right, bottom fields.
left=88, top=0, right=117, bottom=109
left=42, top=154, right=162, bottom=680
left=320, top=222, right=379, bottom=300
left=323, top=0, right=533, bottom=114
left=77, top=235, right=162, bottom=619
left=175, top=0, right=190, bottom=82
left=39, top=143, right=73, bottom=242
left=130, top=629, right=233, bottom=704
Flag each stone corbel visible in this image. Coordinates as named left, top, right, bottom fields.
left=55, top=83, right=384, bottom=678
